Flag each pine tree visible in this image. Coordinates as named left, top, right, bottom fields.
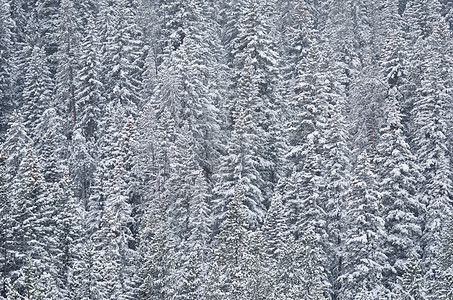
left=277, top=0, right=315, bottom=128
left=265, top=191, right=329, bottom=299
left=395, top=250, right=425, bottom=299
left=6, top=256, right=45, bottom=300
left=68, top=129, right=96, bottom=207
left=54, top=0, right=80, bottom=126
left=51, top=170, right=84, bottom=299
left=212, top=89, right=265, bottom=231
left=138, top=200, right=176, bottom=299
left=90, top=210, right=124, bottom=299
left=0, top=112, right=33, bottom=290
left=34, top=108, right=68, bottom=183
left=436, top=220, right=453, bottom=299
left=174, top=172, right=211, bottom=299
left=21, top=45, right=54, bottom=139
left=71, top=238, right=98, bottom=300
left=403, top=3, right=453, bottom=294
left=35, top=0, right=61, bottom=70
left=76, top=13, right=102, bottom=140
left=285, top=44, right=330, bottom=241
left=376, top=76, right=423, bottom=294
left=0, top=0, right=14, bottom=138
left=5, top=139, right=61, bottom=298
left=230, top=0, right=282, bottom=202
left=339, top=151, right=389, bottom=299
left=323, top=93, right=352, bottom=299
left=149, top=0, right=224, bottom=186
left=98, top=0, right=144, bottom=119
left=242, top=230, right=273, bottom=300
left=0, top=150, right=7, bottom=298
left=213, top=182, right=250, bottom=299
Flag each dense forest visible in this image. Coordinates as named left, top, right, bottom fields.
left=0, top=0, right=452, bottom=299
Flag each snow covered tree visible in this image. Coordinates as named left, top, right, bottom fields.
left=212, top=83, right=265, bottom=230
left=50, top=170, right=83, bottom=299
left=0, top=112, right=32, bottom=290
left=21, top=45, right=54, bottom=139
left=212, top=182, right=251, bottom=299
left=0, top=0, right=14, bottom=138
left=34, top=108, right=68, bottom=182
left=285, top=44, right=330, bottom=240
left=174, top=171, right=212, bottom=299
left=98, top=0, right=144, bottom=119
left=149, top=0, right=224, bottom=187
left=6, top=256, right=45, bottom=300
left=230, top=0, right=283, bottom=201
left=413, top=16, right=453, bottom=296
left=436, top=219, right=453, bottom=299
left=376, top=76, right=423, bottom=294
left=75, top=13, right=102, bottom=140
left=4, top=136, right=63, bottom=298
left=68, top=129, right=95, bottom=206
left=264, top=190, right=330, bottom=299
left=54, top=0, right=80, bottom=126
left=339, top=151, right=390, bottom=299
left=323, top=95, right=352, bottom=299
left=71, top=238, right=98, bottom=300
left=138, top=199, right=176, bottom=299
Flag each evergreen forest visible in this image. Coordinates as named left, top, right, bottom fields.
left=0, top=0, right=452, bottom=299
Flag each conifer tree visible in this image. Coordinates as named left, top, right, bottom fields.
left=285, top=44, right=330, bottom=240
left=323, top=94, right=352, bottom=299
left=68, top=129, right=95, bottom=205
left=395, top=250, right=425, bottom=299
left=340, top=151, right=389, bottom=299
left=0, top=0, right=14, bottom=137
left=98, top=0, right=144, bottom=119
left=230, top=0, right=282, bottom=201
left=149, top=0, right=224, bottom=188
left=34, top=108, right=68, bottom=183
left=138, top=199, right=176, bottom=299
left=54, top=0, right=79, bottom=125
left=21, top=45, right=54, bottom=139
left=174, top=172, right=211, bottom=299
left=413, top=15, right=453, bottom=295
left=213, top=182, right=251, bottom=299
left=376, top=79, right=423, bottom=294
left=265, top=191, right=330, bottom=299
left=436, top=220, right=453, bottom=299
left=212, top=83, right=265, bottom=230
left=76, top=13, right=102, bottom=140
left=51, top=170, right=83, bottom=299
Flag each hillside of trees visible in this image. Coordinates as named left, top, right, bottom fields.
left=0, top=0, right=452, bottom=299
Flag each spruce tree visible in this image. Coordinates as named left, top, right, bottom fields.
left=285, top=43, right=330, bottom=241
left=376, top=76, right=423, bottom=294
left=54, top=0, right=80, bottom=126
left=340, top=151, right=389, bottom=299
left=212, top=85, right=265, bottom=230
left=0, top=0, right=13, bottom=138
left=137, top=199, right=176, bottom=299
left=21, top=45, right=54, bottom=139
left=413, top=15, right=453, bottom=295
left=213, top=182, right=250, bottom=299
left=75, top=13, right=102, bottom=140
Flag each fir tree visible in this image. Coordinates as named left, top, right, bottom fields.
left=412, top=12, right=453, bottom=295
left=138, top=200, right=176, bottom=299
left=21, top=45, right=54, bottom=139
left=339, top=151, right=390, bottom=299
left=0, top=0, right=14, bottom=138
left=212, top=88, right=265, bottom=231
left=213, top=182, right=250, bottom=299
left=376, top=79, right=423, bottom=294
